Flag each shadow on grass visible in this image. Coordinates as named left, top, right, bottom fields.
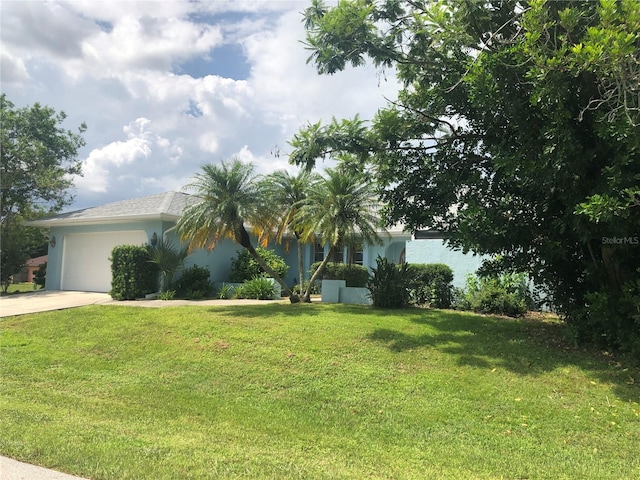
left=366, top=309, right=639, bottom=403
left=201, top=302, right=638, bottom=403
left=205, top=302, right=324, bottom=318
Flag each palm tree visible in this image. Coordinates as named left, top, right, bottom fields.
left=148, top=238, right=188, bottom=293
left=177, top=158, right=300, bottom=303
left=296, top=166, right=385, bottom=302
left=260, top=169, right=322, bottom=290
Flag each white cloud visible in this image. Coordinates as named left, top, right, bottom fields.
left=0, top=50, right=30, bottom=84
left=1, top=0, right=399, bottom=210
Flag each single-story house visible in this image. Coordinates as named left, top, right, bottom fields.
left=12, top=255, right=48, bottom=284
left=26, top=191, right=483, bottom=293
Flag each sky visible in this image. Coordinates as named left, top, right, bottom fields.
left=1, top=0, right=399, bottom=211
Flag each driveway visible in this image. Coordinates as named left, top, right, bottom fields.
left=0, top=290, right=111, bottom=318
left=0, top=290, right=291, bottom=318
left=0, top=455, right=89, bottom=480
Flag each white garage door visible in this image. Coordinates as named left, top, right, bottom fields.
left=61, top=231, right=149, bottom=292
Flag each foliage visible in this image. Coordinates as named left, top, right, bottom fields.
left=109, top=245, right=158, bottom=300
left=291, top=0, right=640, bottom=355
left=293, top=280, right=319, bottom=296
left=1, top=305, right=639, bottom=478
left=295, top=164, right=383, bottom=302
left=148, top=239, right=188, bottom=292
left=33, top=261, right=47, bottom=288
left=158, top=290, right=176, bottom=301
left=367, top=255, right=410, bottom=308
left=455, top=273, right=538, bottom=318
left=1, top=217, right=48, bottom=293
left=174, top=265, right=213, bottom=298
left=217, top=283, right=235, bottom=299
left=177, top=158, right=299, bottom=302
left=260, top=169, right=322, bottom=286
left=406, top=263, right=454, bottom=308
left=309, top=261, right=369, bottom=287
left=230, top=247, right=288, bottom=282
left=234, top=276, right=276, bottom=300
left=1, top=95, right=86, bottom=285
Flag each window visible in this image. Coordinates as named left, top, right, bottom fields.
left=314, top=243, right=325, bottom=262
left=347, top=242, right=363, bottom=265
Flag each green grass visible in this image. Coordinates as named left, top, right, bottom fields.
left=1, top=304, right=638, bottom=479
left=1, top=282, right=41, bottom=295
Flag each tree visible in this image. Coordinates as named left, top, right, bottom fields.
left=290, top=1, right=640, bottom=353
left=176, top=158, right=300, bottom=303
left=148, top=239, right=188, bottom=292
left=1, top=95, right=86, bottom=288
left=260, top=169, right=322, bottom=287
left=295, top=164, right=384, bottom=302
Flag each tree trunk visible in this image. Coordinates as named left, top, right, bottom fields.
left=302, top=250, right=333, bottom=303
left=296, top=233, right=305, bottom=294
left=241, top=234, right=300, bottom=303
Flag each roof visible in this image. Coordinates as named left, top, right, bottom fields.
left=25, top=191, right=200, bottom=227
left=26, top=255, right=47, bottom=267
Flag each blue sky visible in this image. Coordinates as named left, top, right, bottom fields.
left=1, top=1, right=399, bottom=211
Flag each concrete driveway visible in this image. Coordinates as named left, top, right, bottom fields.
left=0, top=455, right=89, bottom=480
left=0, top=290, right=111, bottom=318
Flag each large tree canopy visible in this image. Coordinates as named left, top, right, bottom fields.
left=290, top=0, right=640, bottom=354
left=1, top=95, right=86, bottom=289
left=1, top=95, right=86, bottom=221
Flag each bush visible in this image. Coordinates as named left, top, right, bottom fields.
left=33, top=262, right=47, bottom=288
left=174, top=265, right=213, bottom=298
left=217, top=283, right=235, bottom=299
left=235, top=277, right=276, bottom=300
left=455, top=272, right=537, bottom=317
left=230, top=248, right=288, bottom=282
left=309, top=262, right=369, bottom=287
left=367, top=256, right=411, bottom=308
left=405, top=263, right=454, bottom=308
left=110, top=245, right=158, bottom=300
left=158, top=290, right=176, bottom=300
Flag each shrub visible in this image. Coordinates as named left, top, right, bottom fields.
left=236, top=277, right=276, bottom=300
left=174, top=265, right=213, bottom=298
left=293, top=280, right=319, bottom=296
left=217, top=283, right=235, bottom=299
left=230, top=248, right=288, bottom=282
left=110, top=245, right=158, bottom=300
left=158, top=290, right=176, bottom=300
left=455, top=272, right=537, bottom=317
left=309, top=262, right=369, bottom=287
left=405, top=263, right=454, bottom=308
left=367, top=256, right=411, bottom=308
left=33, top=262, right=47, bottom=288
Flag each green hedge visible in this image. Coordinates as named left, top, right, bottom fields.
left=405, top=263, right=454, bottom=308
left=110, top=245, right=158, bottom=300
left=309, top=262, right=369, bottom=287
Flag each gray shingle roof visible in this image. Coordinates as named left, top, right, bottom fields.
left=26, top=191, right=200, bottom=227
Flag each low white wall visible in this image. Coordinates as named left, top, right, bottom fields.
left=321, top=280, right=372, bottom=305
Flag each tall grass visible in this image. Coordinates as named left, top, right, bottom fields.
left=1, top=305, right=638, bottom=479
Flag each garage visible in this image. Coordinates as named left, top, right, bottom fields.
left=61, top=231, right=149, bottom=292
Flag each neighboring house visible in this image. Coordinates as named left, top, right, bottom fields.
left=26, top=191, right=483, bottom=293
left=12, top=255, right=48, bottom=284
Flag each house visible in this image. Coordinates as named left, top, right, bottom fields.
left=11, top=255, right=48, bottom=284
left=26, top=191, right=483, bottom=293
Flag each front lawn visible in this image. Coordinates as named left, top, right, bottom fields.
left=1, top=282, right=41, bottom=295
left=1, top=305, right=638, bottom=479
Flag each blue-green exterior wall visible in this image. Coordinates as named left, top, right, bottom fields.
left=405, top=238, right=485, bottom=289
